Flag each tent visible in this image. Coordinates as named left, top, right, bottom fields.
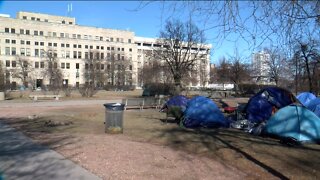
left=182, top=96, right=229, bottom=128
left=161, top=95, right=189, bottom=120
left=164, top=95, right=189, bottom=109
left=245, top=87, right=297, bottom=124
left=306, top=98, right=320, bottom=118
left=265, top=105, right=320, bottom=143
left=297, top=92, right=316, bottom=106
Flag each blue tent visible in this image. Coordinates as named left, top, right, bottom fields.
left=306, top=98, right=320, bottom=118
left=297, top=92, right=316, bottom=106
left=165, top=95, right=189, bottom=108
left=245, top=87, right=297, bottom=123
left=265, top=105, right=320, bottom=143
left=182, top=96, right=228, bottom=128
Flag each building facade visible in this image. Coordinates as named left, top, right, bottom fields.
left=0, top=11, right=211, bottom=90
left=252, top=51, right=275, bottom=85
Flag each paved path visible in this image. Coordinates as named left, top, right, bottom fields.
left=0, top=121, right=101, bottom=180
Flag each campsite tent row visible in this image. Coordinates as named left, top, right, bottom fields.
left=163, top=87, right=320, bottom=143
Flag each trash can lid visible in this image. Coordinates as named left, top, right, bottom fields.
left=103, top=103, right=125, bottom=110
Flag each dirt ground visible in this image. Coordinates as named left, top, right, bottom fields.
left=1, top=94, right=320, bottom=179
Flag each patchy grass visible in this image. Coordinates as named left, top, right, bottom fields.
left=4, top=104, right=320, bottom=179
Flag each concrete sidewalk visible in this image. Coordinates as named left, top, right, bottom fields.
left=0, top=121, right=101, bottom=180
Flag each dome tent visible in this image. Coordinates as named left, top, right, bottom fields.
left=306, top=98, right=320, bottom=118
left=265, top=104, right=320, bottom=143
left=182, top=96, right=229, bottom=128
left=297, top=92, right=316, bottom=106
left=245, top=87, right=297, bottom=124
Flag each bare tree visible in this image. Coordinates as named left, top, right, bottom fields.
left=0, top=61, right=5, bottom=92
left=81, top=50, right=104, bottom=97
left=11, top=56, right=33, bottom=89
left=292, top=40, right=320, bottom=93
left=228, top=58, right=251, bottom=94
left=43, top=49, right=63, bottom=95
left=154, top=19, right=207, bottom=94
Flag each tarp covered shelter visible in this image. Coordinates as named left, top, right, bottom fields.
left=182, top=96, right=229, bottom=128
left=164, top=95, right=189, bottom=109
left=245, top=87, right=297, bottom=124
left=265, top=105, right=320, bottom=143
left=306, top=98, right=320, bottom=118
left=297, top=92, right=316, bottom=106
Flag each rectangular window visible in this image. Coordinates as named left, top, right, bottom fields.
left=61, top=50, right=65, bottom=58
left=54, top=62, right=58, bottom=69
left=12, top=61, right=16, bottom=67
left=5, top=28, right=9, bottom=33
left=53, top=32, right=57, bottom=37
left=20, top=29, right=24, bottom=34
left=100, top=36, right=103, bottom=41
left=34, top=31, right=38, bottom=36
left=5, top=39, right=10, bottom=44
left=26, top=30, right=30, bottom=35
left=129, top=48, right=132, bottom=52
left=78, top=45, right=81, bottom=48
left=101, top=64, right=104, bottom=70
left=45, top=19, right=48, bottom=22
left=77, top=34, right=81, bottom=39
left=117, top=54, right=120, bottom=60
left=66, top=44, right=70, bottom=48
left=117, top=48, right=120, bottom=51
left=129, top=65, right=132, bottom=70
left=101, top=46, right=104, bottom=50
left=35, top=41, right=39, bottom=45
left=48, top=31, right=52, bottom=37
left=40, top=31, right=44, bottom=36
left=11, top=28, right=15, bottom=33
left=5, top=47, right=10, bottom=55
left=40, top=62, right=44, bottom=68
left=85, top=52, right=88, bottom=59
left=61, top=43, right=65, bottom=47
left=60, top=33, right=64, bottom=38
left=73, top=44, right=77, bottom=48
left=35, top=49, right=39, bottom=57
left=21, top=40, right=25, bottom=45
left=66, top=51, right=70, bottom=58
left=53, top=43, right=57, bottom=47
left=48, top=42, right=52, bottom=46
left=61, top=63, right=65, bottom=69
left=40, top=42, right=44, bottom=46
left=122, top=48, right=124, bottom=51
left=97, top=46, right=100, bottom=50
left=23, top=16, right=27, bottom=19
left=107, top=47, right=110, bottom=50
left=31, top=17, right=35, bottom=20
left=40, top=49, right=45, bottom=57
left=128, top=39, right=132, bottom=43
left=26, top=41, right=30, bottom=45
left=6, top=60, right=10, bottom=67
left=110, top=37, right=113, bottom=42
left=65, top=33, right=69, bottom=38
left=26, top=48, right=31, bottom=56
left=76, top=63, right=79, bottom=69
left=116, top=38, right=119, bottom=42
left=101, top=53, right=104, bottom=59
left=36, top=18, right=40, bottom=21
left=72, top=34, right=76, bottom=39
left=85, top=45, right=88, bottom=49
left=90, top=45, right=93, bottom=49
left=73, top=51, right=77, bottom=59
left=78, top=51, right=81, bottom=59
left=111, top=47, right=114, bottom=51
left=20, top=48, right=25, bottom=56
left=66, top=63, right=70, bottom=69
left=12, top=47, right=16, bottom=55
left=35, top=62, right=39, bottom=68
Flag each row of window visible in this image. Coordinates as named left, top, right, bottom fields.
left=3, top=39, right=133, bottom=52
left=5, top=59, right=133, bottom=71
left=21, top=15, right=73, bottom=25
left=3, top=47, right=132, bottom=60
left=4, top=27, right=132, bottom=43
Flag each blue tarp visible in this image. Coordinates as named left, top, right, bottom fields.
left=165, top=95, right=189, bottom=108
left=297, top=92, right=316, bottom=106
left=265, top=105, right=320, bottom=143
left=182, top=96, right=229, bottom=128
left=306, top=98, right=320, bottom=118
left=245, top=87, right=296, bottom=123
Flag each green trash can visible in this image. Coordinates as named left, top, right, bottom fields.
left=103, top=103, right=125, bottom=134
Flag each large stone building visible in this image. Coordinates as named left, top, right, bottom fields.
left=0, top=11, right=211, bottom=90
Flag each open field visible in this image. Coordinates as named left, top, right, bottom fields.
left=1, top=95, right=319, bottom=179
